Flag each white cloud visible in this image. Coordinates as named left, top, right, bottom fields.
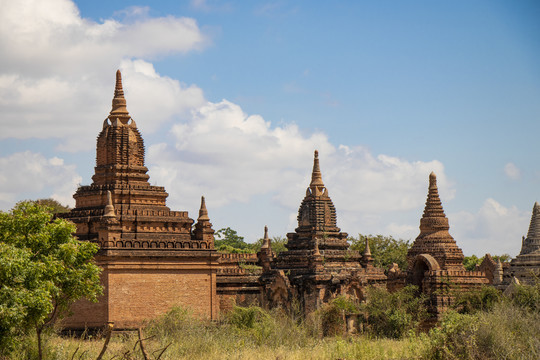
left=0, top=151, right=81, bottom=210
left=449, top=198, right=530, bottom=257
left=146, top=98, right=453, bottom=242
left=504, top=162, right=521, bottom=180
left=0, top=0, right=208, bottom=148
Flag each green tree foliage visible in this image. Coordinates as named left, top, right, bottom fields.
left=215, top=228, right=289, bottom=255
left=463, top=255, right=482, bottom=271
left=32, top=198, right=71, bottom=214
left=0, top=201, right=102, bottom=358
left=463, top=254, right=512, bottom=271
left=215, top=227, right=253, bottom=253
left=452, top=286, right=502, bottom=314
left=360, top=285, right=429, bottom=339
left=349, top=234, right=411, bottom=271
left=251, top=236, right=288, bottom=255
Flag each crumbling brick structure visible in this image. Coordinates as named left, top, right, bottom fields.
left=217, top=252, right=262, bottom=312
left=60, top=71, right=219, bottom=330
left=258, top=151, right=386, bottom=314
left=405, top=172, right=488, bottom=317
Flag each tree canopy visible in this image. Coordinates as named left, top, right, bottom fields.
left=32, top=198, right=71, bottom=214
left=349, top=234, right=411, bottom=271
left=0, top=201, right=102, bottom=357
left=463, top=254, right=511, bottom=271
left=214, top=227, right=288, bottom=255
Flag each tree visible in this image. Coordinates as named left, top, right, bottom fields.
left=32, top=198, right=71, bottom=214
left=214, top=227, right=253, bottom=253
left=463, top=255, right=482, bottom=271
left=251, top=235, right=288, bottom=255
left=0, top=201, right=102, bottom=358
left=349, top=234, right=411, bottom=271
left=463, top=254, right=512, bottom=271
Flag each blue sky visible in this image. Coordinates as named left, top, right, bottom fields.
left=1, top=0, right=539, bottom=257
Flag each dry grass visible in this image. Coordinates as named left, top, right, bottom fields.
left=10, top=306, right=426, bottom=360
left=29, top=333, right=425, bottom=360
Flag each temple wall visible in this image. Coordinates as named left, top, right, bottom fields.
left=63, top=256, right=218, bottom=330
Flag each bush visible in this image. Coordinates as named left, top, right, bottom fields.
left=425, top=302, right=540, bottom=360
left=360, top=285, right=428, bottom=339
left=508, top=280, right=540, bottom=313
left=226, top=306, right=270, bottom=329
left=317, top=296, right=360, bottom=337
left=452, top=286, right=501, bottom=314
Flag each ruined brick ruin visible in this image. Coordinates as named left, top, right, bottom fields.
left=257, top=151, right=386, bottom=314
left=60, top=71, right=219, bottom=330
left=405, top=172, right=488, bottom=316
left=57, top=71, right=539, bottom=328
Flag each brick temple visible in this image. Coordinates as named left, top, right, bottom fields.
left=57, top=71, right=539, bottom=328
left=61, top=71, right=219, bottom=329
left=257, top=151, right=386, bottom=314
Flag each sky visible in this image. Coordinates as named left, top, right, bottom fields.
left=1, top=0, right=539, bottom=257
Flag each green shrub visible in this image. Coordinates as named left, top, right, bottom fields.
left=226, top=306, right=270, bottom=329
left=360, top=285, right=428, bottom=339
left=508, top=280, right=540, bottom=313
left=425, top=302, right=540, bottom=360
left=452, top=285, right=501, bottom=314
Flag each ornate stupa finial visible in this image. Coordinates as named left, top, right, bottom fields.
left=109, top=70, right=131, bottom=124
left=309, top=150, right=326, bottom=196
left=104, top=190, right=115, bottom=217
left=198, top=196, right=210, bottom=221
left=261, top=225, right=270, bottom=249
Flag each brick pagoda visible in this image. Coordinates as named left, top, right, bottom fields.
left=261, top=151, right=386, bottom=313
left=406, top=172, right=488, bottom=316
left=506, top=202, right=540, bottom=284
left=61, top=71, right=219, bottom=329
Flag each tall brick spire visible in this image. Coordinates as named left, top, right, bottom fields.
left=419, top=172, right=449, bottom=234
left=407, top=172, right=465, bottom=271
left=109, top=70, right=131, bottom=124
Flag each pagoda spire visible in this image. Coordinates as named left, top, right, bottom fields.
left=309, top=150, right=326, bottom=196
left=261, top=225, right=270, bottom=249
left=362, top=236, right=373, bottom=265
left=419, top=172, right=449, bottom=234
left=197, top=196, right=210, bottom=221
left=109, top=70, right=131, bottom=124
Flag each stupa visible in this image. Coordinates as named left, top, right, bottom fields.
left=262, top=151, right=386, bottom=313
left=406, top=172, right=488, bottom=316
left=506, top=202, right=540, bottom=284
